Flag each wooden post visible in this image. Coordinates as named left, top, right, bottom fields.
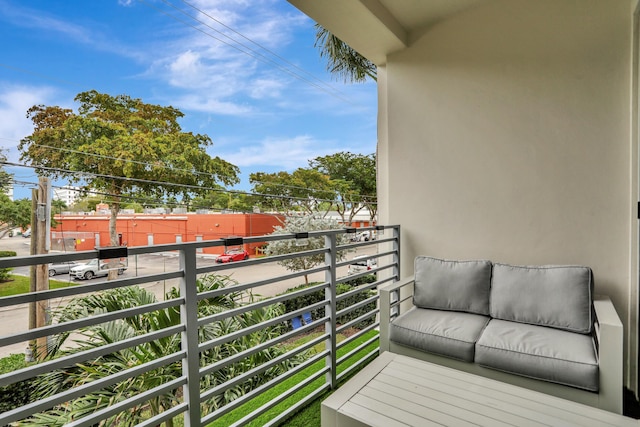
left=34, top=177, right=50, bottom=358
left=28, top=189, right=37, bottom=358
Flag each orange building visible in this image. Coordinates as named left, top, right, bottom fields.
left=51, top=212, right=284, bottom=255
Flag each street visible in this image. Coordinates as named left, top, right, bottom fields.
left=0, top=236, right=376, bottom=357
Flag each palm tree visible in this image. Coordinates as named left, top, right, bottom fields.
left=314, top=24, right=377, bottom=83
left=23, top=275, right=300, bottom=426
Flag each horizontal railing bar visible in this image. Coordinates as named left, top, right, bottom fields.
left=335, top=283, right=373, bottom=302
left=0, top=297, right=183, bottom=348
left=198, top=282, right=328, bottom=326
left=202, top=351, right=329, bottom=425
left=197, top=266, right=328, bottom=300
left=336, top=294, right=378, bottom=318
left=199, top=317, right=329, bottom=380
left=200, top=332, right=327, bottom=402
left=336, top=310, right=379, bottom=334
left=0, top=270, right=183, bottom=308
left=64, top=376, right=186, bottom=427
left=229, top=360, right=330, bottom=427
left=337, top=335, right=379, bottom=366
left=136, top=402, right=189, bottom=427
left=333, top=246, right=396, bottom=269
left=337, top=323, right=378, bottom=350
left=337, top=348, right=379, bottom=383
left=263, top=383, right=330, bottom=427
left=0, top=351, right=185, bottom=426
left=197, top=246, right=328, bottom=274
left=0, top=250, right=101, bottom=268
left=198, top=300, right=328, bottom=353
left=0, top=324, right=184, bottom=387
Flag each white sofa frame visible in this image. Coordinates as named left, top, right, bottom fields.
left=379, top=277, right=624, bottom=414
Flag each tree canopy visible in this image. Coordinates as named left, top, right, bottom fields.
left=265, top=215, right=350, bottom=285
left=309, top=152, right=377, bottom=224
left=249, top=168, right=335, bottom=216
left=250, top=152, right=376, bottom=224
left=19, top=90, right=240, bottom=254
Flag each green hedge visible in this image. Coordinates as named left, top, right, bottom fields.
left=0, top=354, right=32, bottom=413
left=0, top=251, right=16, bottom=282
left=281, top=275, right=377, bottom=330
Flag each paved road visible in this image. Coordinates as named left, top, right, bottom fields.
left=0, top=236, right=376, bottom=358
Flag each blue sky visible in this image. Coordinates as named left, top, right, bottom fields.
left=0, top=0, right=377, bottom=200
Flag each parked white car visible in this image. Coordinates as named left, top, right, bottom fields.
left=69, top=259, right=126, bottom=280
left=351, top=230, right=376, bottom=242
left=348, top=256, right=377, bottom=275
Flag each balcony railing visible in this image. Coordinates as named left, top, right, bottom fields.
left=0, top=225, right=400, bottom=426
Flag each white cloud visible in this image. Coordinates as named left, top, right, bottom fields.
left=146, top=0, right=309, bottom=114
left=0, top=84, right=58, bottom=161
left=221, top=135, right=336, bottom=169
left=171, top=94, right=252, bottom=115
left=248, top=78, right=284, bottom=100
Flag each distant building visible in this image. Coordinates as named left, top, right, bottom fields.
left=3, top=185, right=13, bottom=201
left=51, top=212, right=284, bottom=255
left=53, top=186, right=81, bottom=206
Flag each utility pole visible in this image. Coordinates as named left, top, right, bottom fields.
left=28, top=189, right=37, bottom=361
left=29, top=177, right=50, bottom=359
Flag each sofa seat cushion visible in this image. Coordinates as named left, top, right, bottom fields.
left=390, top=307, right=490, bottom=362
left=475, top=319, right=598, bottom=391
left=414, top=256, right=492, bottom=315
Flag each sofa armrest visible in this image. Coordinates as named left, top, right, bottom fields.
left=593, top=294, right=623, bottom=414
left=379, top=276, right=415, bottom=352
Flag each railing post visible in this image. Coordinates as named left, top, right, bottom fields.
left=325, top=233, right=337, bottom=390
left=180, top=246, right=200, bottom=426
left=393, top=225, right=401, bottom=281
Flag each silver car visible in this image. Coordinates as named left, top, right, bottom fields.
left=48, top=261, right=79, bottom=277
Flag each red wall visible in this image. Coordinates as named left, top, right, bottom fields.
left=52, top=213, right=284, bottom=255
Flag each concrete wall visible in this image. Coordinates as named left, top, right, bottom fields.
left=378, top=0, right=636, bottom=387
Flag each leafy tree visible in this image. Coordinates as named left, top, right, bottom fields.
left=250, top=168, right=335, bottom=215
left=19, top=90, right=239, bottom=278
left=266, top=215, right=350, bottom=285
left=0, top=197, right=31, bottom=238
left=309, top=152, right=377, bottom=224
left=314, top=24, right=377, bottom=83
left=0, top=151, right=12, bottom=194
left=67, top=195, right=103, bottom=213
left=190, top=188, right=256, bottom=212
left=24, top=274, right=298, bottom=426
left=122, top=202, right=143, bottom=213
left=0, top=153, right=30, bottom=237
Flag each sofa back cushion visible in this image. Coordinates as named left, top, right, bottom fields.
left=490, top=264, right=593, bottom=334
left=413, top=256, right=492, bottom=315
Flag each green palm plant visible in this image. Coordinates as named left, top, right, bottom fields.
left=22, top=274, right=300, bottom=426
left=314, top=24, right=377, bottom=83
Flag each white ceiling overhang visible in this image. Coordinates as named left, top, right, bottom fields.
left=288, top=0, right=485, bottom=65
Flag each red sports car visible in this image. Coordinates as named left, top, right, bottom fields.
left=216, top=249, right=249, bottom=263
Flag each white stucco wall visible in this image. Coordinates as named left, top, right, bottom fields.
left=378, top=0, right=635, bottom=387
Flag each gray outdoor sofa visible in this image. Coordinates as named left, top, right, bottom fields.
left=379, top=256, right=624, bottom=414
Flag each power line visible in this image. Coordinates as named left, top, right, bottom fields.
left=3, top=161, right=376, bottom=206
left=6, top=138, right=377, bottom=200
left=178, top=0, right=343, bottom=98
left=140, top=0, right=356, bottom=106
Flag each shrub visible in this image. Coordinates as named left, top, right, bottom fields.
left=0, top=250, right=16, bottom=282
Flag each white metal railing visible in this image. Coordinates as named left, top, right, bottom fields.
left=0, top=225, right=400, bottom=426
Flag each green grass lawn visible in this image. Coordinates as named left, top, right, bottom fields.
left=0, top=274, right=77, bottom=297
left=208, top=330, right=379, bottom=427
